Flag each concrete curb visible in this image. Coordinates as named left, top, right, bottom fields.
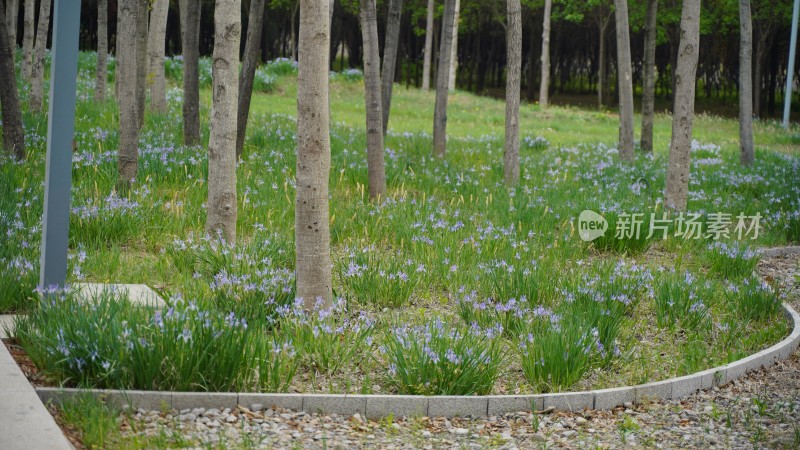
left=758, top=245, right=800, bottom=258
left=25, top=301, right=800, bottom=419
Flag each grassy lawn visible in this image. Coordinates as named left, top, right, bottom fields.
left=2, top=56, right=799, bottom=413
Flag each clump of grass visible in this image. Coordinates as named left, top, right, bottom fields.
left=69, top=192, right=144, bottom=247
left=58, top=393, right=121, bottom=449
left=591, top=213, right=653, bottom=255
left=253, top=66, right=277, bottom=93
left=522, top=135, right=549, bottom=151
left=705, top=241, right=760, bottom=279
left=654, top=270, right=712, bottom=331
left=252, top=334, right=300, bottom=392
left=457, top=290, right=530, bottom=338
left=338, top=247, right=420, bottom=307
left=264, top=57, right=298, bottom=77
left=725, top=277, right=782, bottom=322
left=381, top=318, right=505, bottom=395
left=278, top=298, right=375, bottom=375
left=15, top=288, right=260, bottom=391
left=517, top=315, right=599, bottom=392
left=331, top=68, right=364, bottom=82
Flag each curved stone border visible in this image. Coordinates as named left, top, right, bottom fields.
left=759, top=245, right=800, bottom=258
left=24, top=301, right=800, bottom=419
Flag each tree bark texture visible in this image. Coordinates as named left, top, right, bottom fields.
left=5, top=0, right=17, bottom=46
left=0, top=3, right=25, bottom=159
left=664, top=0, right=701, bottom=211
left=21, top=0, right=33, bottom=80
left=448, top=0, right=459, bottom=91
left=504, top=0, right=521, bottom=185
left=739, top=0, right=754, bottom=166
left=360, top=0, right=386, bottom=200
left=380, top=0, right=403, bottom=135
left=135, top=0, right=148, bottom=128
left=205, top=0, right=241, bottom=244
left=614, top=0, right=635, bottom=162
left=180, top=0, right=201, bottom=146
left=296, top=0, right=333, bottom=310
left=433, top=0, right=456, bottom=157
left=29, top=0, right=51, bottom=112
left=96, top=0, right=108, bottom=102
left=147, top=0, right=169, bottom=114
left=640, top=0, right=658, bottom=153
left=117, top=0, right=140, bottom=187
left=236, top=0, right=265, bottom=159
left=538, top=0, right=552, bottom=108
left=421, top=0, right=434, bottom=91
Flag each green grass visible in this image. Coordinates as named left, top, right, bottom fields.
left=1, top=52, right=798, bottom=413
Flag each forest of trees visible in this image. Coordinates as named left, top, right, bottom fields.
left=0, top=0, right=795, bottom=306
left=4, top=0, right=798, bottom=117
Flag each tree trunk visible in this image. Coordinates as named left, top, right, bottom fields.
left=180, top=0, right=201, bottom=146
left=0, top=3, right=25, bottom=159
left=505, top=0, right=521, bottom=185
left=448, top=0, right=459, bottom=90
left=664, top=0, right=701, bottom=211
left=236, top=0, right=265, bottom=159
left=597, top=18, right=607, bottom=108
left=421, top=0, right=433, bottom=91
left=5, top=0, right=17, bottom=46
left=753, top=35, right=763, bottom=117
left=739, top=0, right=754, bottom=166
left=640, top=0, right=657, bottom=153
left=118, top=0, right=140, bottom=188
left=135, top=0, right=148, bottom=128
left=29, top=0, right=51, bottom=112
left=360, top=0, right=386, bottom=200
left=206, top=0, right=241, bottom=244
left=290, top=2, right=298, bottom=61
left=21, top=0, right=33, bottom=79
left=296, top=0, right=333, bottom=310
left=380, top=0, right=403, bottom=134
left=614, top=0, right=635, bottom=162
left=95, top=0, right=108, bottom=102
left=539, top=0, right=552, bottom=107
left=147, top=0, right=169, bottom=114
left=433, top=0, right=456, bottom=157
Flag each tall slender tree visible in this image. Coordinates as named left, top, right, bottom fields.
left=380, top=0, right=403, bottom=135
left=296, top=0, right=333, bottom=310
left=118, top=0, right=140, bottom=188
left=448, top=0, right=460, bottom=90
left=147, top=0, right=169, bottom=114
left=95, top=0, right=108, bottom=102
left=360, top=0, right=387, bottom=200
left=664, top=0, right=701, bottom=211
left=421, top=0, right=434, bottom=91
left=180, top=0, right=201, bottom=146
left=5, top=0, right=17, bottom=45
left=236, top=0, right=266, bottom=159
left=505, top=0, right=521, bottom=185
left=29, top=0, right=51, bottom=112
left=21, top=0, right=33, bottom=79
left=614, top=0, right=635, bottom=162
left=135, top=0, right=148, bottom=128
left=206, top=0, right=241, bottom=243
left=640, top=0, right=658, bottom=153
left=739, top=0, right=754, bottom=166
left=433, top=0, right=456, bottom=157
left=0, top=4, right=24, bottom=160
left=539, top=0, right=552, bottom=108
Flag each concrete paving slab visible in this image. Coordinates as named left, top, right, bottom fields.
left=303, top=394, right=367, bottom=416
left=238, top=393, right=304, bottom=412
left=0, top=390, right=73, bottom=450
left=74, top=283, right=166, bottom=307
left=428, top=396, right=488, bottom=418
left=486, top=395, right=543, bottom=416
left=366, top=395, right=428, bottom=419
left=0, top=314, right=17, bottom=338
left=593, top=387, right=634, bottom=410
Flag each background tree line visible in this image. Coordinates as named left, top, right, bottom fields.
left=5, top=0, right=798, bottom=117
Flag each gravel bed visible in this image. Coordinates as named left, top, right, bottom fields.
left=100, top=253, right=800, bottom=449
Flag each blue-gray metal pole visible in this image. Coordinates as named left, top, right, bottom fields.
left=39, top=0, right=81, bottom=289
left=783, top=0, right=799, bottom=128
